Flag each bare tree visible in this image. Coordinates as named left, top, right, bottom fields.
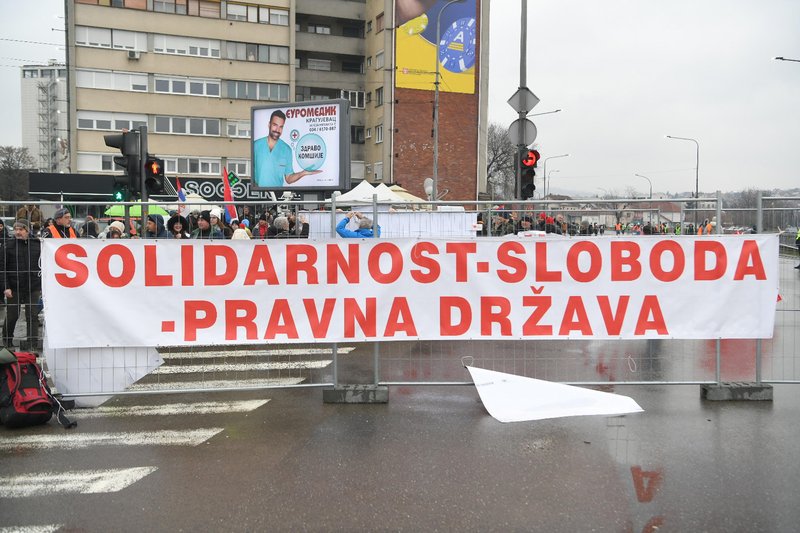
left=0, top=146, right=35, bottom=203
left=486, top=122, right=516, bottom=200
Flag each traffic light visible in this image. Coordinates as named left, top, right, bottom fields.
left=145, top=156, right=166, bottom=195
left=227, top=170, right=240, bottom=187
left=112, top=177, right=127, bottom=202
left=104, top=131, right=141, bottom=196
left=520, top=149, right=539, bottom=199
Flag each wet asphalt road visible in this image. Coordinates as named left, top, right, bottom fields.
left=2, top=382, right=800, bottom=532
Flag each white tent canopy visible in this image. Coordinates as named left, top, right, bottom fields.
left=330, top=181, right=408, bottom=205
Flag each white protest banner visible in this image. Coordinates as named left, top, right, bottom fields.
left=41, top=235, right=779, bottom=349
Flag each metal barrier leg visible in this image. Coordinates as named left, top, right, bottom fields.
left=701, top=337, right=773, bottom=401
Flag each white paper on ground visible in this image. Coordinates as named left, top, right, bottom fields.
left=466, top=366, right=644, bottom=423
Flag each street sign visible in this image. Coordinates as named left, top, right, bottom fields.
left=508, top=118, right=537, bottom=146
left=507, top=88, right=540, bottom=114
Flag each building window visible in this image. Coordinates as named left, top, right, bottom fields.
left=227, top=120, right=250, bottom=138
left=365, top=92, right=372, bottom=104
left=366, top=56, right=372, bottom=68
left=375, top=87, right=383, bottom=107
left=75, top=26, right=111, bottom=48
left=307, top=58, right=332, bottom=71
left=77, top=111, right=147, bottom=131
left=365, top=163, right=372, bottom=178
left=375, top=125, right=383, bottom=144
left=227, top=41, right=289, bottom=64
left=76, top=69, right=148, bottom=92
left=351, top=126, right=365, bottom=144
left=112, top=29, right=147, bottom=51
left=374, top=162, right=384, bottom=181
left=308, top=24, right=331, bottom=34
left=164, top=157, right=221, bottom=175
left=226, top=3, right=247, bottom=21
left=154, top=34, right=220, bottom=58
left=375, top=51, right=385, bottom=70
left=154, top=0, right=186, bottom=14
left=342, top=61, right=363, bottom=73
left=366, top=20, right=372, bottom=33
left=341, top=90, right=365, bottom=109
left=365, top=127, right=372, bottom=139
left=225, top=80, right=289, bottom=101
left=343, top=25, right=363, bottom=38
left=154, top=76, right=220, bottom=97
left=376, top=13, right=385, bottom=32
left=154, top=115, right=220, bottom=136
left=270, top=8, right=289, bottom=25
left=227, top=159, right=250, bottom=177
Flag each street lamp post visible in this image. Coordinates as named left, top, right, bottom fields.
left=432, top=0, right=466, bottom=203
left=666, top=135, right=699, bottom=228
left=546, top=169, right=560, bottom=200
left=542, top=153, right=569, bottom=200
left=634, top=173, right=653, bottom=224
left=774, top=56, right=800, bottom=63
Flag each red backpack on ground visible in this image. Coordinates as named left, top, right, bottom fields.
left=0, top=351, right=76, bottom=429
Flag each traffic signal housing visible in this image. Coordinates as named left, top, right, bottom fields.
left=520, top=149, right=539, bottom=199
left=145, top=156, right=166, bottom=195
left=104, top=131, right=141, bottom=196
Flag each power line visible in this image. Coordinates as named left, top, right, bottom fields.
left=0, top=37, right=62, bottom=46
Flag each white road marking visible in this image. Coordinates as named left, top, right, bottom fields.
left=0, top=526, right=63, bottom=532
left=152, top=360, right=331, bottom=374
left=74, top=399, right=269, bottom=418
left=160, top=347, right=355, bottom=359
left=127, top=377, right=304, bottom=391
left=0, top=428, right=223, bottom=451
left=0, top=467, right=157, bottom=498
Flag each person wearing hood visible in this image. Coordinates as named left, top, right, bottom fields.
left=191, top=210, right=223, bottom=239
left=336, top=211, right=380, bottom=238
left=41, top=207, right=79, bottom=238
left=167, top=214, right=191, bottom=239
left=2, top=220, right=42, bottom=351
left=144, top=214, right=171, bottom=239
left=100, top=220, right=126, bottom=239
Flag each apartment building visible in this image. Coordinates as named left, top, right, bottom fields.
left=65, top=0, right=488, bottom=201
left=20, top=61, right=69, bottom=173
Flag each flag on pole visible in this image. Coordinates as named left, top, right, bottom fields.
left=221, top=167, right=238, bottom=223
left=176, top=177, right=189, bottom=218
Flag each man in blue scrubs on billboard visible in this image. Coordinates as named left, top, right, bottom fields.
left=253, top=110, right=321, bottom=187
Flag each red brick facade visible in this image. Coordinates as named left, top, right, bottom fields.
left=391, top=0, right=482, bottom=202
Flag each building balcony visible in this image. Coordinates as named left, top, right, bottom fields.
left=296, top=0, right=365, bottom=20
left=295, top=32, right=364, bottom=56
left=295, top=68, right=363, bottom=89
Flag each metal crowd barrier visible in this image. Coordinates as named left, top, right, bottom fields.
left=0, top=192, right=796, bottom=400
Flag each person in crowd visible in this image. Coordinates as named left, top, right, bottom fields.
left=15, top=204, right=42, bottom=234
left=210, top=209, right=232, bottom=239
left=2, top=220, right=42, bottom=351
left=270, top=216, right=295, bottom=238
left=231, top=228, right=250, bottom=240
left=287, top=212, right=310, bottom=237
left=253, top=213, right=271, bottom=239
left=516, top=215, right=534, bottom=234
left=191, top=210, right=224, bottom=239
left=491, top=211, right=515, bottom=236
left=167, top=214, right=191, bottom=239
left=40, top=208, right=78, bottom=238
left=98, top=220, right=126, bottom=239
left=336, top=211, right=380, bottom=238
left=81, top=215, right=100, bottom=238
left=239, top=205, right=256, bottom=228
left=144, top=214, right=171, bottom=239
left=188, top=210, right=200, bottom=231
left=240, top=218, right=253, bottom=238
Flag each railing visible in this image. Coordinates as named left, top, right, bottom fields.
left=2, top=192, right=797, bottom=403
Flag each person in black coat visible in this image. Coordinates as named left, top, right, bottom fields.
left=2, top=220, right=42, bottom=351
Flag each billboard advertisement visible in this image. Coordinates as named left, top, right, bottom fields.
left=251, top=99, right=350, bottom=191
left=395, top=0, right=477, bottom=94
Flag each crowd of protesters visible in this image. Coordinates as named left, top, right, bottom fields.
left=480, top=209, right=697, bottom=237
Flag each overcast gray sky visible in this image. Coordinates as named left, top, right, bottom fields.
left=1, top=1, right=798, bottom=197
